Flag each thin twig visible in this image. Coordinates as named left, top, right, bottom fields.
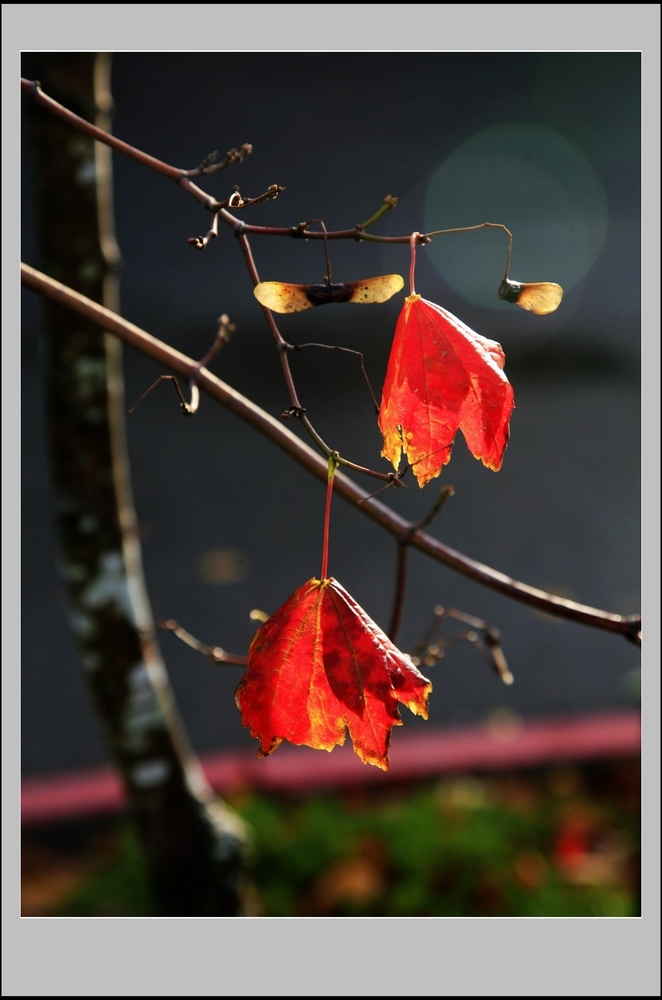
left=389, top=486, right=455, bottom=642
left=129, top=374, right=196, bottom=416
left=296, top=219, right=333, bottom=280
left=412, top=606, right=514, bottom=686
left=226, top=183, right=285, bottom=210
left=158, top=620, right=247, bottom=666
left=188, top=211, right=220, bottom=250
left=21, top=262, right=642, bottom=646
left=290, top=342, right=380, bottom=414
left=221, top=214, right=430, bottom=244
left=423, top=222, right=514, bottom=280
left=358, top=195, right=399, bottom=231
left=412, top=604, right=447, bottom=660
left=129, top=314, right=235, bottom=416
left=356, top=476, right=408, bottom=505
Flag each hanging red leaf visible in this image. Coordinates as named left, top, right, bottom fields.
left=378, top=294, right=515, bottom=488
left=235, top=577, right=432, bottom=770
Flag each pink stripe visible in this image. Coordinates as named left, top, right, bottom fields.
left=21, top=710, right=640, bottom=827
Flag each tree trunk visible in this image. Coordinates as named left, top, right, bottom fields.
left=27, top=52, right=249, bottom=915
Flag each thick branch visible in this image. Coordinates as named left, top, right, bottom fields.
left=22, top=263, right=641, bottom=646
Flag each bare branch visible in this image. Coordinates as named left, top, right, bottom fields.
left=22, top=77, right=235, bottom=212
left=20, top=80, right=518, bottom=258
left=22, top=77, right=179, bottom=179
left=21, top=262, right=642, bottom=646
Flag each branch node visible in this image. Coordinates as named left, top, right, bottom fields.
left=281, top=405, right=306, bottom=420
left=387, top=471, right=408, bottom=490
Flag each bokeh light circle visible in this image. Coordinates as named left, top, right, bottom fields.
left=423, top=125, right=608, bottom=310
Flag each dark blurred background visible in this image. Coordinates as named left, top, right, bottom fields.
left=22, top=52, right=641, bottom=777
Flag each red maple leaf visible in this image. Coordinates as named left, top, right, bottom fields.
left=378, top=294, right=515, bottom=488
left=235, top=577, right=432, bottom=770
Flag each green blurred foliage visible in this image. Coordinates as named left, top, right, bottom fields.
left=42, top=760, right=639, bottom=918
left=57, top=828, right=152, bottom=918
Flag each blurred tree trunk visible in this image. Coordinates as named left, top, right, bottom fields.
left=27, top=52, right=249, bottom=915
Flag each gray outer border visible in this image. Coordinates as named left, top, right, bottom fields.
left=5, top=5, right=659, bottom=997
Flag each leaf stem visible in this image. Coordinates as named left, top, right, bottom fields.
left=409, top=232, right=420, bottom=295
left=321, top=454, right=338, bottom=581
left=422, top=222, right=514, bottom=281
